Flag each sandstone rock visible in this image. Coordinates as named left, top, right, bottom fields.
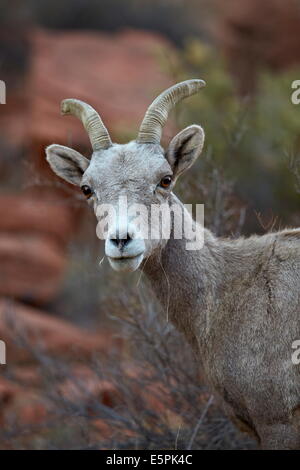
left=58, top=365, right=122, bottom=408
left=28, top=28, right=176, bottom=154
left=0, top=376, right=49, bottom=431
left=216, top=0, right=300, bottom=94
left=0, top=299, right=122, bottom=363
left=0, top=377, right=18, bottom=407
left=0, top=233, right=66, bottom=303
left=0, top=195, right=76, bottom=247
left=12, top=391, right=48, bottom=427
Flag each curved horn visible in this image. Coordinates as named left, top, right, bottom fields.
left=61, top=99, right=112, bottom=151
left=137, top=79, right=206, bottom=144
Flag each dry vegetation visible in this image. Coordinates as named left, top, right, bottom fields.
left=0, top=136, right=257, bottom=449
left=1, top=0, right=300, bottom=448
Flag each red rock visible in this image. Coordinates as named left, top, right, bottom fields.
left=58, top=365, right=122, bottom=408
left=27, top=28, right=176, bottom=153
left=0, top=299, right=122, bottom=364
left=0, top=27, right=177, bottom=241
left=0, top=27, right=176, bottom=153
left=0, top=377, right=18, bottom=407
left=92, top=418, right=117, bottom=441
left=216, top=0, right=300, bottom=94
left=13, top=392, right=48, bottom=426
left=0, top=28, right=176, bottom=155
left=0, top=233, right=66, bottom=303
left=0, top=378, right=49, bottom=428
left=0, top=195, right=76, bottom=247
left=10, top=365, right=41, bottom=388
left=0, top=365, right=120, bottom=438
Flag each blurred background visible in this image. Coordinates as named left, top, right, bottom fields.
left=0, top=0, right=300, bottom=450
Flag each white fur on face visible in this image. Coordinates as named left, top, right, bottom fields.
left=46, top=127, right=205, bottom=272
left=81, top=142, right=173, bottom=271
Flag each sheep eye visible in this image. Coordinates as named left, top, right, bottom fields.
left=81, top=185, right=92, bottom=198
left=159, top=176, right=172, bottom=189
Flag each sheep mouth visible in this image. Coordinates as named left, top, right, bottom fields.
left=108, top=252, right=144, bottom=261
left=107, top=253, right=144, bottom=272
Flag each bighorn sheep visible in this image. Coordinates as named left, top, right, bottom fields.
left=46, top=80, right=300, bottom=449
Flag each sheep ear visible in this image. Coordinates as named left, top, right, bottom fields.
left=46, top=144, right=90, bottom=186
left=165, top=125, right=204, bottom=178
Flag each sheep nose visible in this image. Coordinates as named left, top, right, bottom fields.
left=110, top=233, right=132, bottom=250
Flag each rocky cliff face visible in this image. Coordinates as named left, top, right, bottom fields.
left=0, top=27, right=176, bottom=437
left=215, top=0, right=300, bottom=94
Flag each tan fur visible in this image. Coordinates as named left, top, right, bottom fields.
left=46, top=123, right=300, bottom=449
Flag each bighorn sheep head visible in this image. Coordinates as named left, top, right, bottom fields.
left=46, top=80, right=205, bottom=272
